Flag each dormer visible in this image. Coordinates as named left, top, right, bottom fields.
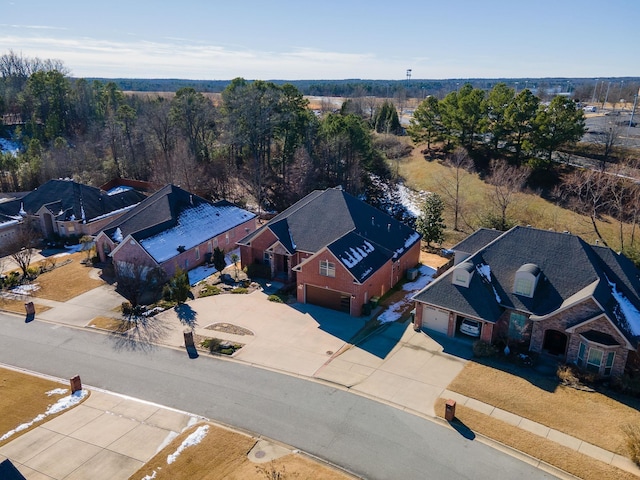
left=513, top=263, right=541, bottom=298
left=452, top=262, right=475, bottom=288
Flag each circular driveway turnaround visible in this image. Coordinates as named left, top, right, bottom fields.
left=0, top=313, right=558, bottom=479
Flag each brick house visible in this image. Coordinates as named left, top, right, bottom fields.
left=412, top=226, right=640, bottom=378
left=0, top=179, right=146, bottom=251
left=95, top=184, right=256, bottom=281
left=237, top=186, right=421, bottom=316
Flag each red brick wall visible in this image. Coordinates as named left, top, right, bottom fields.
left=240, top=228, right=277, bottom=267
left=296, top=241, right=420, bottom=316
left=95, top=234, right=116, bottom=263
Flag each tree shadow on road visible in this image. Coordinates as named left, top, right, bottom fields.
left=109, top=316, right=172, bottom=352
left=175, top=303, right=197, bottom=328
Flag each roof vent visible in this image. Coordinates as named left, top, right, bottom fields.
left=387, top=223, right=391, bottom=232
left=371, top=216, right=375, bottom=226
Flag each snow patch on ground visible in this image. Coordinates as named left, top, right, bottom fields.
left=188, top=247, right=241, bottom=285
left=142, top=471, right=157, bottom=480
left=167, top=425, right=209, bottom=464
left=10, top=283, right=40, bottom=295
left=0, top=389, right=88, bottom=442
left=397, top=183, right=424, bottom=218
left=378, top=265, right=435, bottom=324
left=0, top=138, right=21, bottom=156
left=46, top=388, right=68, bottom=396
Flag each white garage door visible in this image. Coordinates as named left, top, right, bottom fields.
left=423, top=306, right=450, bottom=335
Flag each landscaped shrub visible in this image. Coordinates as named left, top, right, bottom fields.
left=612, top=374, right=640, bottom=397
left=556, top=364, right=598, bottom=391
left=245, top=263, right=271, bottom=279
left=622, top=423, right=640, bottom=465
left=231, top=287, right=248, bottom=294
left=121, top=301, right=133, bottom=316
left=268, top=294, right=284, bottom=303
left=199, top=284, right=221, bottom=297
left=472, top=340, right=497, bottom=357
left=201, top=337, right=222, bottom=353
left=26, top=266, right=39, bottom=279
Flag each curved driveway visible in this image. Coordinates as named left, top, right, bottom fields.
left=0, top=313, right=558, bottom=480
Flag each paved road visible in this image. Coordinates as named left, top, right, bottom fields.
left=0, top=313, right=557, bottom=480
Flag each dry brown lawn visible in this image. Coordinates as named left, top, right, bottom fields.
left=0, top=297, right=49, bottom=315
left=434, top=398, right=637, bottom=480
left=87, top=316, right=132, bottom=332
left=26, top=252, right=105, bottom=301
left=131, top=423, right=353, bottom=480
left=398, top=144, right=634, bottom=251
left=0, top=367, right=85, bottom=447
left=447, top=362, right=640, bottom=455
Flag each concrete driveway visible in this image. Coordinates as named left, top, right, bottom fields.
left=153, top=289, right=467, bottom=417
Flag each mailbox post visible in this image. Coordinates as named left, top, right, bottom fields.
left=445, top=399, right=456, bottom=421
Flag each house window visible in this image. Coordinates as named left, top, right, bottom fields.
left=578, top=342, right=616, bottom=376
left=207, top=241, right=212, bottom=253
left=213, top=238, right=218, bottom=248
left=319, top=260, right=335, bottom=277
left=604, top=351, right=615, bottom=376
left=508, top=312, right=527, bottom=340
left=195, top=247, right=200, bottom=260
left=225, top=233, right=229, bottom=245
left=263, top=252, right=270, bottom=267
left=67, top=224, right=75, bottom=233
left=514, top=277, right=532, bottom=296
left=586, top=347, right=603, bottom=373
left=577, top=342, right=586, bottom=366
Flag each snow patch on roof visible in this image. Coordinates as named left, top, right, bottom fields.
left=476, top=263, right=502, bottom=303
left=140, top=203, right=253, bottom=264
left=607, top=277, right=640, bottom=336
left=112, top=227, right=123, bottom=243
left=89, top=203, right=139, bottom=222
left=107, top=185, right=134, bottom=195
left=167, top=425, right=209, bottom=464
left=339, top=240, right=375, bottom=268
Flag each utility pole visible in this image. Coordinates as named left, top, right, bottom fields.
left=602, top=81, right=611, bottom=111
left=591, top=79, right=598, bottom=104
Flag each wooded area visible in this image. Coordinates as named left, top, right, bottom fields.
left=2, top=50, right=640, bottom=261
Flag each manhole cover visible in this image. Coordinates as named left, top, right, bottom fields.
left=326, top=351, right=333, bottom=355
left=255, top=450, right=266, bottom=459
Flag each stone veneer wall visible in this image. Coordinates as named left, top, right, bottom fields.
left=530, top=300, right=602, bottom=352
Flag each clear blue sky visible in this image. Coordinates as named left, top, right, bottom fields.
left=1, top=0, right=637, bottom=80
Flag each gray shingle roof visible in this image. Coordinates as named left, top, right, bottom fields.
left=101, top=185, right=255, bottom=249
left=238, top=187, right=421, bottom=282
left=0, top=179, right=145, bottom=222
left=413, top=226, right=640, bottom=343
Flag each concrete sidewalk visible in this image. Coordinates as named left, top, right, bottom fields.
left=0, top=388, right=199, bottom=480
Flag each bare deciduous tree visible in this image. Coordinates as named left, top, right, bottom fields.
left=438, top=147, right=474, bottom=231
left=7, top=222, right=40, bottom=277
left=560, top=168, right=612, bottom=246
left=485, top=159, right=529, bottom=230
